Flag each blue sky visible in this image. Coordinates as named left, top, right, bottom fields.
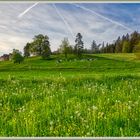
left=0, top=2, right=140, bottom=55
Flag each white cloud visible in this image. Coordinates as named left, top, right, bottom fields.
left=0, top=33, right=32, bottom=55
left=0, top=3, right=138, bottom=55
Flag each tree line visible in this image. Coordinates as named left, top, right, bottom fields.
left=10, top=31, right=140, bottom=63
left=23, top=33, right=85, bottom=59
left=101, top=31, right=140, bottom=54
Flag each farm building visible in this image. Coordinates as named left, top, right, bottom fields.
left=0, top=54, right=10, bottom=61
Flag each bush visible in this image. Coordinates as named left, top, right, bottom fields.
left=11, top=49, right=24, bottom=64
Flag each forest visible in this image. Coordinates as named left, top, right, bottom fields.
left=7, top=31, right=140, bottom=64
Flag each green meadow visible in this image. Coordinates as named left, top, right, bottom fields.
left=0, top=53, right=140, bottom=136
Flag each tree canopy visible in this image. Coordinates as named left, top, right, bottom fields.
left=11, top=49, right=24, bottom=64
left=23, top=34, right=51, bottom=59
left=75, top=33, right=84, bottom=58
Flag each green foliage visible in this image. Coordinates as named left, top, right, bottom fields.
left=33, top=34, right=45, bottom=55
left=130, top=31, right=140, bottom=52
left=24, top=43, right=31, bottom=57
left=75, top=33, right=84, bottom=58
left=115, top=37, right=123, bottom=53
left=25, top=34, right=51, bottom=59
left=21, top=31, right=140, bottom=58
left=11, top=49, right=24, bottom=64
left=41, top=36, right=51, bottom=59
left=122, top=41, right=131, bottom=53
left=133, top=41, right=140, bottom=59
left=103, top=31, right=140, bottom=54
left=59, top=38, right=72, bottom=59
left=91, top=40, right=100, bottom=53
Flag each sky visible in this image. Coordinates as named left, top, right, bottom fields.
left=0, top=2, right=140, bottom=55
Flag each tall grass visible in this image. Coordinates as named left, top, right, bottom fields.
left=1, top=75, right=140, bottom=136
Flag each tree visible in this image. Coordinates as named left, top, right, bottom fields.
left=24, top=43, right=31, bottom=57
left=126, top=33, right=130, bottom=41
left=75, top=33, right=84, bottom=58
left=133, top=41, right=140, bottom=59
left=59, top=38, right=70, bottom=59
left=91, top=40, right=97, bottom=53
left=30, top=34, right=51, bottom=59
left=104, top=43, right=109, bottom=53
left=69, top=45, right=74, bottom=54
left=11, top=49, right=24, bottom=64
left=100, top=42, right=105, bottom=53
left=101, top=31, right=140, bottom=54
left=33, top=34, right=44, bottom=55
left=91, top=40, right=101, bottom=53
left=122, top=41, right=131, bottom=53
left=130, top=31, right=140, bottom=53
left=106, top=43, right=115, bottom=53
left=115, top=36, right=122, bottom=53
left=41, top=35, right=51, bottom=59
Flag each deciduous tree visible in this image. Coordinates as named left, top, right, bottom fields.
left=11, top=49, right=24, bottom=64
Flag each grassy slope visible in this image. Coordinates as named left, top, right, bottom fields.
left=0, top=53, right=140, bottom=136
left=0, top=53, right=139, bottom=79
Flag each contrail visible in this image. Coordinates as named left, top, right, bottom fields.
left=73, top=4, right=133, bottom=32
left=18, top=2, right=39, bottom=18
left=52, top=4, right=75, bottom=39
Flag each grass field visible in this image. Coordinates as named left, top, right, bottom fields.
left=0, top=53, right=140, bottom=136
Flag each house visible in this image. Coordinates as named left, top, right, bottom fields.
left=0, top=54, right=10, bottom=61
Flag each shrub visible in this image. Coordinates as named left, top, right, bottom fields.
left=11, top=49, right=24, bottom=64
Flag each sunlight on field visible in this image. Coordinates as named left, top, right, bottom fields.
left=0, top=54, right=140, bottom=136
left=93, top=53, right=137, bottom=61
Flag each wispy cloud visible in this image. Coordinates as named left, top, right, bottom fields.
left=18, top=2, right=39, bottom=18
left=52, top=4, right=74, bottom=39
left=73, top=4, right=133, bottom=32
left=0, top=3, right=139, bottom=55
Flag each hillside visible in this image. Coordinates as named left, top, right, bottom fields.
left=0, top=53, right=139, bottom=80
left=1, top=53, right=140, bottom=136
